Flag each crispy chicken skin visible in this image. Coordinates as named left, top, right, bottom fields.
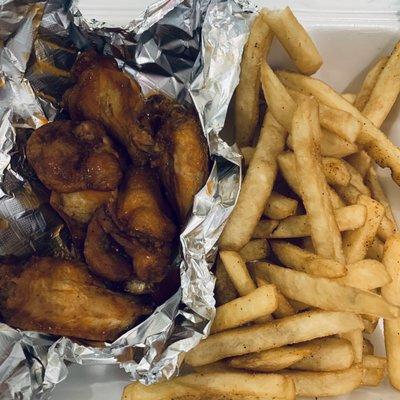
left=0, top=258, right=148, bottom=341
left=26, top=120, right=122, bottom=193
left=63, top=50, right=154, bottom=165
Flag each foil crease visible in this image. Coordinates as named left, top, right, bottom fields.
left=0, top=0, right=253, bottom=398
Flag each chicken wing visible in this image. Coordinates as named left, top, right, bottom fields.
left=63, top=50, right=154, bottom=165
left=0, top=257, right=148, bottom=342
left=27, top=120, right=122, bottom=193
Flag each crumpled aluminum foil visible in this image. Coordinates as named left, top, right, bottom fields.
left=0, top=0, right=254, bottom=398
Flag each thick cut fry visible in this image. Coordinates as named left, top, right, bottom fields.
left=385, top=318, right=400, bottom=390
left=342, top=93, right=356, bottom=103
left=291, top=97, right=345, bottom=262
left=240, top=146, right=254, bottom=167
left=214, top=257, right=237, bottom=306
left=346, top=150, right=371, bottom=178
left=271, top=241, right=346, bottom=278
left=220, top=113, right=286, bottom=250
left=290, top=337, right=355, bottom=371
left=219, top=251, right=256, bottom=296
left=234, top=15, right=273, bottom=146
left=354, top=56, right=389, bottom=111
left=123, top=371, right=296, bottom=400
left=362, top=42, right=400, bottom=128
left=264, top=205, right=366, bottom=239
left=264, top=192, right=298, bottom=220
left=185, top=310, right=363, bottom=366
left=343, top=161, right=371, bottom=195
left=281, top=365, right=363, bottom=397
left=261, top=8, right=322, bottom=75
left=367, top=236, right=384, bottom=261
left=339, top=329, right=363, bottom=363
left=277, top=70, right=400, bottom=184
left=382, top=234, right=400, bottom=307
left=239, top=239, right=270, bottom=262
left=362, top=356, right=387, bottom=387
left=362, top=315, right=379, bottom=334
left=334, top=259, right=391, bottom=290
left=228, top=346, right=312, bottom=372
left=254, top=262, right=399, bottom=318
left=363, top=338, right=374, bottom=355
left=252, top=219, right=279, bottom=238
left=328, top=187, right=346, bottom=209
left=342, top=195, right=385, bottom=263
left=211, top=285, right=277, bottom=334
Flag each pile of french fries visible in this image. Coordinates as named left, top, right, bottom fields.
left=123, top=6, right=400, bottom=400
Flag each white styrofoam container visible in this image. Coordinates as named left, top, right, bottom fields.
left=53, top=1, right=400, bottom=399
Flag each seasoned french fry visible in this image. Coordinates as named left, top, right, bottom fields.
left=342, top=93, right=356, bottom=103
left=346, top=150, right=371, bottom=178
left=385, top=318, right=400, bottom=390
left=211, top=285, right=278, bottom=334
left=367, top=236, right=384, bottom=261
left=290, top=337, right=355, bottom=372
left=263, top=205, right=366, bottom=239
left=362, top=42, right=400, bottom=128
left=328, top=187, right=346, bottom=209
left=334, top=259, right=391, bottom=290
left=382, top=234, right=400, bottom=307
left=261, top=7, right=322, bottom=75
left=185, top=310, right=363, bottom=366
left=252, top=219, right=279, bottom=238
left=361, top=356, right=387, bottom=387
left=264, top=192, right=298, bottom=220
left=363, top=338, right=374, bottom=355
left=291, top=97, right=345, bottom=262
left=219, top=251, right=256, bottom=296
left=220, top=113, right=286, bottom=250
left=239, top=239, right=270, bottom=262
left=234, top=15, right=273, bottom=146
left=240, top=146, right=254, bottom=167
left=215, top=257, right=238, bottom=305
left=255, top=262, right=400, bottom=318
left=277, top=70, right=400, bottom=184
left=271, top=240, right=346, bottom=278
left=123, top=371, right=296, bottom=400
left=362, top=314, right=379, bottom=334
left=281, top=365, right=363, bottom=397
left=339, top=329, right=363, bottom=363
left=228, top=346, right=312, bottom=372
left=342, top=195, right=385, bottom=263
left=354, top=56, right=389, bottom=111
left=343, top=160, right=371, bottom=195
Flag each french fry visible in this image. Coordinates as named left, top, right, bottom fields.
left=240, top=146, right=254, bottom=167
left=281, top=365, right=363, bottom=397
left=367, top=236, right=384, bottom=261
left=342, top=93, right=356, bottom=104
left=354, top=56, right=389, bottom=111
left=328, top=187, right=346, bottom=209
left=382, top=234, right=400, bottom=307
left=339, top=329, right=363, bottom=363
left=261, top=7, right=322, bottom=75
left=362, top=41, right=400, bottom=128
left=211, top=285, right=278, bottom=334
left=234, top=15, right=273, bottom=146
left=346, top=150, right=371, bottom=178
left=343, top=160, right=371, bottom=195
left=220, top=113, right=286, bottom=250
left=363, top=338, right=374, bottom=355
left=361, top=355, right=387, bottom=387
left=290, top=337, right=355, bottom=372
left=252, top=219, right=279, bottom=238
left=215, top=257, right=238, bottom=305
left=264, top=192, right=298, bottom=220
left=334, top=259, right=391, bottom=290
left=239, top=239, right=270, bottom=262
left=291, top=97, right=345, bottom=262
left=228, top=346, right=312, bottom=372
left=262, top=205, right=366, bottom=239
left=185, top=310, right=363, bottom=366
left=277, top=70, right=400, bottom=184
left=342, top=195, right=385, bottom=263
left=122, top=371, right=296, bottom=400
left=219, top=251, right=256, bottom=296
left=362, top=315, right=379, bottom=334
left=254, top=262, right=400, bottom=318
left=271, top=240, right=346, bottom=278
left=385, top=318, right=400, bottom=390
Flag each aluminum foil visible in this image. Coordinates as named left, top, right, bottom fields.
left=0, top=0, right=254, bottom=398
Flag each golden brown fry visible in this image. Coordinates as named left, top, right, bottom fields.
left=211, top=285, right=277, bottom=334
left=240, top=146, right=254, bottom=167
left=367, top=236, right=385, bottom=261
left=342, top=93, right=356, bottom=104
left=362, top=355, right=387, bottom=387
left=252, top=219, right=279, bottom=238
left=261, top=7, right=322, bottom=75
left=354, top=56, right=389, bottom=111
left=235, top=15, right=273, bottom=146
left=214, top=257, right=238, bottom=306
left=271, top=241, right=346, bottom=278
left=339, top=329, right=363, bottom=363
left=220, top=113, right=286, bottom=250
left=343, top=160, right=371, bottom=195
left=264, top=192, right=298, bottom=220
left=255, top=262, right=399, bottom=318
left=362, top=315, right=379, bottom=334
left=385, top=317, right=400, bottom=390
left=382, top=234, right=400, bottom=306
left=363, top=338, right=374, bottom=355
left=239, top=239, right=270, bottom=262
left=346, top=150, right=371, bottom=178
left=185, top=310, right=363, bottom=366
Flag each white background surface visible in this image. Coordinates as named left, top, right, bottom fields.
left=52, top=1, right=400, bottom=399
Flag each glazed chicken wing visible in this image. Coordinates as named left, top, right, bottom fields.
left=0, top=258, right=148, bottom=341
left=63, top=50, right=153, bottom=165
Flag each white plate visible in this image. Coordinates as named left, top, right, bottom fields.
left=52, top=1, right=400, bottom=399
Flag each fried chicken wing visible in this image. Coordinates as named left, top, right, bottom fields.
left=27, top=120, right=122, bottom=193
left=63, top=50, right=153, bottom=165
left=0, top=258, right=148, bottom=341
